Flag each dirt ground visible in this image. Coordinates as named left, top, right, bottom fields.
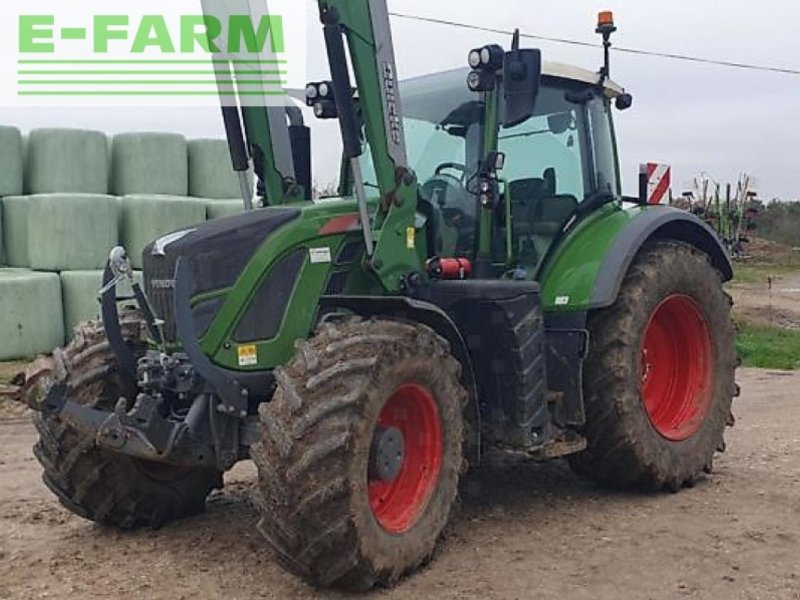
left=0, top=367, right=797, bottom=600
left=731, top=239, right=800, bottom=330
left=732, top=270, right=800, bottom=331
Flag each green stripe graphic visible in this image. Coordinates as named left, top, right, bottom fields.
left=15, top=57, right=293, bottom=98
left=18, top=80, right=286, bottom=86
left=17, top=91, right=288, bottom=96
left=17, top=59, right=287, bottom=65
left=18, top=70, right=287, bottom=76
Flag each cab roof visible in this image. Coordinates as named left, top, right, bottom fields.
left=398, top=65, right=624, bottom=124
left=289, top=63, right=624, bottom=110
left=542, top=61, right=625, bottom=97
left=404, top=64, right=625, bottom=99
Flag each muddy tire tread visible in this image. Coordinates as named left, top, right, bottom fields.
left=33, top=315, right=222, bottom=529
left=570, top=241, right=737, bottom=491
left=251, top=318, right=467, bottom=590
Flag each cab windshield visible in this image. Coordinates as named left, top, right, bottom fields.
left=357, top=68, right=619, bottom=265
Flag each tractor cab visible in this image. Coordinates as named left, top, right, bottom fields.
left=356, top=64, right=626, bottom=278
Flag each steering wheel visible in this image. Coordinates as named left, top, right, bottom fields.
left=421, top=174, right=465, bottom=208
left=435, top=162, right=467, bottom=183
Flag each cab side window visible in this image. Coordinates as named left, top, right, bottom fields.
left=499, top=97, right=585, bottom=270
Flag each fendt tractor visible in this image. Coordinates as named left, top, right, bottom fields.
left=24, top=1, right=737, bottom=591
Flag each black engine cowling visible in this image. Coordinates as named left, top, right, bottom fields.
left=142, top=207, right=300, bottom=342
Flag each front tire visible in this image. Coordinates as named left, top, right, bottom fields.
left=570, top=241, right=737, bottom=491
left=33, top=318, right=223, bottom=529
left=251, top=318, right=467, bottom=590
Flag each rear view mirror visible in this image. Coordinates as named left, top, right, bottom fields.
left=503, top=48, right=542, bottom=128
left=615, top=93, right=633, bottom=111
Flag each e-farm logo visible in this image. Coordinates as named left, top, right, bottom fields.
left=3, top=0, right=307, bottom=107
left=19, top=15, right=286, bottom=56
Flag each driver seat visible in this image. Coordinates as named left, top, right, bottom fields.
left=509, top=178, right=550, bottom=232
left=529, top=194, right=579, bottom=257
left=508, top=176, right=557, bottom=266
left=418, top=193, right=460, bottom=258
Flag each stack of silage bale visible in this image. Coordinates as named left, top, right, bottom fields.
left=1, top=126, right=66, bottom=360
left=0, top=126, right=24, bottom=264
left=0, top=269, right=64, bottom=361
left=0, top=125, right=250, bottom=360
left=188, top=138, right=250, bottom=219
left=113, top=133, right=208, bottom=269
left=2, top=128, right=119, bottom=351
left=60, top=271, right=144, bottom=338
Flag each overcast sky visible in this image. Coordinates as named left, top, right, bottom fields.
left=3, top=0, right=799, bottom=200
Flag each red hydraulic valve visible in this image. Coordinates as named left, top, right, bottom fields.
left=426, top=257, right=472, bottom=280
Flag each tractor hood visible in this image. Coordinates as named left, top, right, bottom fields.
left=142, top=207, right=301, bottom=342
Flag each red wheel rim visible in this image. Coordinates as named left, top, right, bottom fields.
left=641, top=294, right=714, bottom=441
left=368, top=383, right=443, bottom=534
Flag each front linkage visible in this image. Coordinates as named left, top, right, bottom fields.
left=31, top=251, right=260, bottom=473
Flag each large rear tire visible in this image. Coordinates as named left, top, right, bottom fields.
left=33, top=317, right=223, bottom=529
left=251, top=318, right=467, bottom=590
left=570, top=241, right=737, bottom=491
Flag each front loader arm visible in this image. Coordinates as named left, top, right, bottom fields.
left=206, top=0, right=423, bottom=289
left=241, top=105, right=300, bottom=203
left=319, top=0, right=422, bottom=291
left=201, top=0, right=304, bottom=206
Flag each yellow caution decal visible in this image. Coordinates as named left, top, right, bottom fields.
left=237, top=344, right=258, bottom=367
left=406, top=227, right=416, bottom=250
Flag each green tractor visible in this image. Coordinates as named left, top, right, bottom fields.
left=28, top=1, right=737, bottom=591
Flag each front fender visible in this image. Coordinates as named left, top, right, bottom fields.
left=318, top=295, right=482, bottom=465
left=540, top=204, right=732, bottom=313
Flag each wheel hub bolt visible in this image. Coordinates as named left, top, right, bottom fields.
left=369, top=426, right=405, bottom=483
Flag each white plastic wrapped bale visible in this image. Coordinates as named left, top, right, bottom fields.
left=0, top=269, right=64, bottom=360
left=189, top=139, right=253, bottom=199
left=2, top=196, right=31, bottom=267
left=120, top=195, right=207, bottom=269
left=207, top=199, right=246, bottom=220
left=112, top=133, right=189, bottom=196
left=26, top=128, right=109, bottom=194
left=0, top=202, right=3, bottom=265
left=1, top=194, right=118, bottom=271
left=0, top=126, right=23, bottom=198
left=60, top=270, right=144, bottom=337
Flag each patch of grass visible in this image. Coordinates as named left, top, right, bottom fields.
left=736, top=323, right=800, bottom=370
left=732, top=264, right=800, bottom=285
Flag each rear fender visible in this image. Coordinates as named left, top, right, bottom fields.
left=540, top=205, right=733, bottom=313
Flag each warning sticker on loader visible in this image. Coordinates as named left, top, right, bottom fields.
left=309, top=247, right=332, bottom=264
left=406, top=227, right=416, bottom=250
left=237, top=345, right=258, bottom=367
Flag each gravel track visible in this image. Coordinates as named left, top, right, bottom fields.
left=1, top=368, right=798, bottom=600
